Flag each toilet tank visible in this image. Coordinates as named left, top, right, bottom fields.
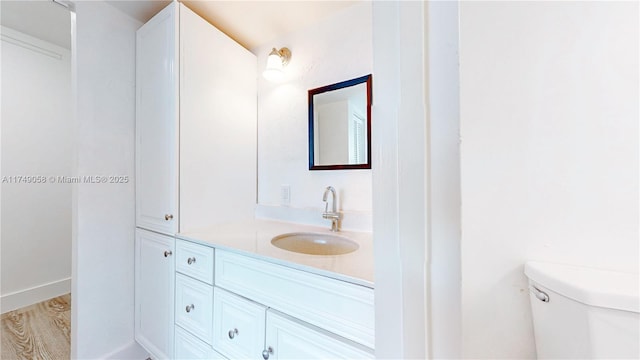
left=524, top=261, right=639, bottom=359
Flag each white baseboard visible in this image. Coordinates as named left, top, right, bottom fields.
left=100, top=341, right=150, bottom=360
left=1, top=277, right=71, bottom=313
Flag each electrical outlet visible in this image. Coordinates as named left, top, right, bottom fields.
left=280, top=185, right=290, bottom=206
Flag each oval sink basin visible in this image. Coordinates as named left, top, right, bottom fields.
left=271, top=232, right=359, bottom=256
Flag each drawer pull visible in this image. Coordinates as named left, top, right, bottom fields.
left=164, top=250, right=172, bottom=257
left=165, top=214, right=174, bottom=221
left=187, top=257, right=196, bottom=265
left=262, top=346, right=273, bottom=360
left=185, top=304, right=195, bottom=313
left=228, top=328, right=238, bottom=339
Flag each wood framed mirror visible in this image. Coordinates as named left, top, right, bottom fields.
left=308, top=74, right=372, bottom=170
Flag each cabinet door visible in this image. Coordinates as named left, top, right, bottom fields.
left=264, top=311, right=374, bottom=360
left=136, top=1, right=179, bottom=235
left=213, top=287, right=266, bottom=360
left=135, top=229, right=175, bottom=359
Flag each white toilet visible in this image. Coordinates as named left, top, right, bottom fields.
left=525, top=261, right=639, bottom=359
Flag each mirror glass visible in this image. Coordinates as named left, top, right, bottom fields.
left=308, top=74, right=372, bottom=170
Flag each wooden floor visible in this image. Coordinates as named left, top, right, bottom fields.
left=1, top=294, right=71, bottom=360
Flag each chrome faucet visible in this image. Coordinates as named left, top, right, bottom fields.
left=322, top=186, right=342, bottom=231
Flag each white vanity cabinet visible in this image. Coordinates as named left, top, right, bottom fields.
left=172, top=239, right=374, bottom=360
left=135, top=229, right=175, bottom=360
left=135, top=0, right=257, bottom=236
left=213, top=248, right=375, bottom=360
left=135, top=1, right=256, bottom=357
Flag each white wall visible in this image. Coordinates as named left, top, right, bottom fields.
left=1, top=26, right=72, bottom=312
left=459, top=1, right=639, bottom=358
left=73, top=2, right=140, bottom=358
left=426, top=1, right=462, bottom=358
left=254, top=2, right=372, bottom=230
left=371, top=1, right=429, bottom=358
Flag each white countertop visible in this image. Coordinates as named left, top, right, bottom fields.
left=177, top=219, right=374, bottom=288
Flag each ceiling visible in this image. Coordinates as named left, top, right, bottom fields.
left=0, top=0, right=72, bottom=49
left=0, top=1, right=359, bottom=52
left=110, top=0, right=359, bottom=51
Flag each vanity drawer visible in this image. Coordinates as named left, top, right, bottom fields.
left=265, top=310, right=374, bottom=360
left=175, top=273, right=213, bottom=343
left=175, top=325, right=227, bottom=360
left=214, top=250, right=374, bottom=348
left=176, top=239, right=214, bottom=284
left=213, top=287, right=267, bottom=360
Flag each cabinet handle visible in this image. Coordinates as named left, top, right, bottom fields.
left=228, top=328, right=238, bottom=339
left=187, top=257, right=196, bottom=265
left=185, top=304, right=194, bottom=313
left=165, top=214, right=173, bottom=221
left=262, top=346, right=273, bottom=360
left=164, top=250, right=172, bottom=257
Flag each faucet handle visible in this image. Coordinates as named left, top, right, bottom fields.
left=322, top=185, right=341, bottom=231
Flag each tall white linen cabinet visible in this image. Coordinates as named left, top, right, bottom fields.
left=134, top=2, right=257, bottom=358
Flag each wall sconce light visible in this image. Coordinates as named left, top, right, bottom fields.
left=263, top=47, right=291, bottom=82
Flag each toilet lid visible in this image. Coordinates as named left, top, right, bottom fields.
left=525, top=261, right=639, bottom=313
